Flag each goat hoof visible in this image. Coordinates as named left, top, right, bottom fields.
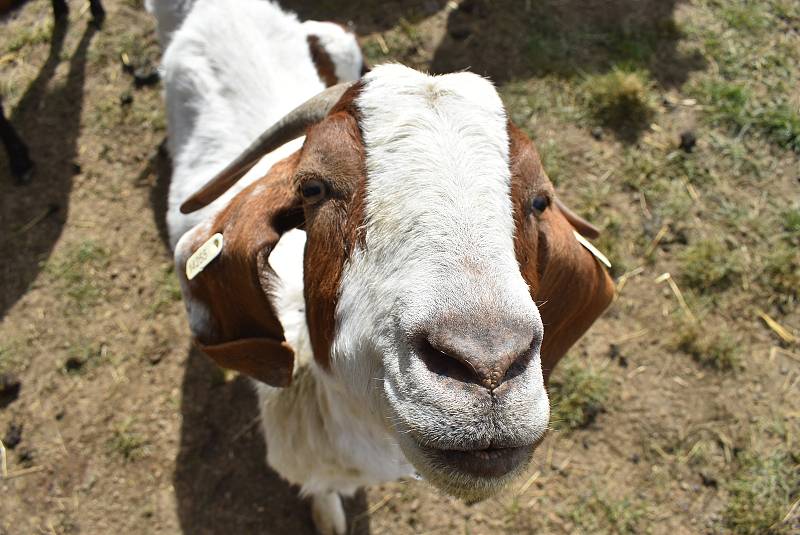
left=311, top=492, right=346, bottom=535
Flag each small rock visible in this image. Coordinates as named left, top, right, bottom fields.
left=630, top=454, right=640, bottom=464
left=71, top=162, right=82, bottom=175
left=120, top=92, right=134, bottom=106
left=0, top=373, right=21, bottom=408
left=699, top=472, right=718, bottom=488
left=608, top=343, right=620, bottom=360
left=133, top=67, right=160, bottom=88
left=679, top=130, right=697, bottom=153
left=17, top=446, right=34, bottom=467
left=64, top=356, right=85, bottom=372
left=55, top=409, right=65, bottom=421
left=591, top=126, right=604, bottom=140
left=3, top=422, right=22, bottom=449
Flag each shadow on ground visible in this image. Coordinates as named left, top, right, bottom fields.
left=282, top=0, right=447, bottom=34
left=173, top=347, right=371, bottom=535
left=431, top=0, right=704, bottom=86
left=0, top=21, right=96, bottom=319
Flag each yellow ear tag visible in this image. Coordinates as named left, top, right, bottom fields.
left=186, top=233, right=224, bottom=280
left=573, top=230, right=612, bottom=269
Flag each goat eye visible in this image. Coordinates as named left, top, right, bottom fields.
left=530, top=195, right=550, bottom=216
left=301, top=179, right=326, bottom=203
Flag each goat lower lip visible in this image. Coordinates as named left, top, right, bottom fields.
left=419, top=444, right=534, bottom=479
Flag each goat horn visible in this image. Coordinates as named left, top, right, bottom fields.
left=180, top=81, right=356, bottom=214
left=554, top=197, right=601, bottom=239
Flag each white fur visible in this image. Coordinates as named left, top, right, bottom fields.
left=334, top=65, right=549, bottom=494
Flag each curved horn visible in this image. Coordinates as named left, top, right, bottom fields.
left=554, top=197, right=600, bottom=239
left=180, top=81, right=356, bottom=214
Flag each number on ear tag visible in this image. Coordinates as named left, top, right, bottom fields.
left=186, top=233, right=224, bottom=280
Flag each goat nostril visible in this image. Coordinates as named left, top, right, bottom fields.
left=416, top=337, right=480, bottom=386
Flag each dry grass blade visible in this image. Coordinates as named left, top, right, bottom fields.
left=0, top=438, right=7, bottom=478
left=4, top=466, right=46, bottom=479
left=517, top=470, right=541, bottom=495
left=655, top=273, right=696, bottom=321
left=756, top=309, right=797, bottom=344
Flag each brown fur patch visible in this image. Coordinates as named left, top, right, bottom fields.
left=180, top=152, right=303, bottom=386
left=296, top=87, right=367, bottom=368
left=307, top=34, right=339, bottom=87
left=508, top=123, right=614, bottom=382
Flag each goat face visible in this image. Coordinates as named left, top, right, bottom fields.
left=176, top=64, right=613, bottom=500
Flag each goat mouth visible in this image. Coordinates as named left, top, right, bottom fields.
left=417, top=443, right=535, bottom=479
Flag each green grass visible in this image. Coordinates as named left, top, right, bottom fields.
left=47, top=241, right=110, bottom=312
left=583, top=68, right=656, bottom=139
left=107, top=418, right=147, bottom=462
left=723, top=450, right=800, bottom=534
left=759, top=247, right=800, bottom=306
left=679, top=239, right=743, bottom=293
left=4, top=19, right=53, bottom=54
left=564, top=489, right=651, bottom=534
left=548, top=360, right=610, bottom=431
left=0, top=341, right=22, bottom=376
left=782, top=208, right=800, bottom=236
left=672, top=316, right=742, bottom=372
left=148, top=264, right=183, bottom=317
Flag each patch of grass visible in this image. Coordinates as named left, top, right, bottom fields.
left=782, top=208, right=800, bottom=235
left=694, top=82, right=800, bottom=153
left=679, top=239, right=743, bottom=293
left=759, top=247, right=800, bottom=306
left=583, top=68, right=656, bottom=138
left=0, top=341, right=22, bottom=375
left=548, top=360, right=610, bottom=431
left=759, top=104, right=800, bottom=153
left=672, top=316, right=742, bottom=372
left=148, top=264, right=183, bottom=317
left=565, top=489, right=651, bottom=534
left=720, top=2, right=770, bottom=32
left=724, top=450, right=800, bottom=534
left=697, top=80, right=751, bottom=129
left=5, top=19, right=53, bottom=53
left=107, top=418, right=147, bottom=462
left=47, top=241, right=110, bottom=311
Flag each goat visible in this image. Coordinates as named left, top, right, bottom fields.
left=0, top=0, right=104, bottom=183
left=153, top=1, right=614, bottom=534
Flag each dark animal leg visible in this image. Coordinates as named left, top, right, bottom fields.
left=51, top=0, right=68, bottom=21
left=0, top=101, right=34, bottom=184
left=89, top=0, right=105, bottom=26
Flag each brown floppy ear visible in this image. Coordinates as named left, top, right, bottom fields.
left=174, top=152, right=303, bottom=387
left=509, top=123, right=615, bottom=383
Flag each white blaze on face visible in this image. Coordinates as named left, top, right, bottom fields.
left=331, top=64, right=546, bottom=447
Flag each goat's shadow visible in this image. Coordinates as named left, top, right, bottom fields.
left=288, top=0, right=704, bottom=143
left=281, top=0, right=448, bottom=34
left=172, top=346, right=371, bottom=534
left=147, top=151, right=370, bottom=535
left=1, top=21, right=96, bottom=318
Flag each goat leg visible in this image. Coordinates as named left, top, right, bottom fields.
left=51, top=0, right=68, bottom=21
left=89, top=0, right=105, bottom=27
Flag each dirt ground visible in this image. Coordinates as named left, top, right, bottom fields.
left=1, top=0, right=798, bottom=534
